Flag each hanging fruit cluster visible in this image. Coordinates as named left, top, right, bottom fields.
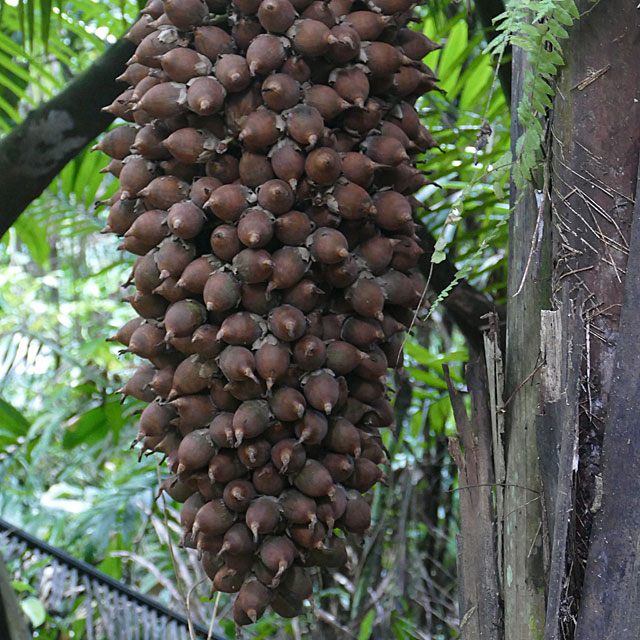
left=100, top=0, right=439, bottom=626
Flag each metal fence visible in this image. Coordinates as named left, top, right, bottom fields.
left=0, top=517, right=224, bottom=640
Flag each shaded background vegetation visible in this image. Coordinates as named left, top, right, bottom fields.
left=0, top=0, right=510, bottom=637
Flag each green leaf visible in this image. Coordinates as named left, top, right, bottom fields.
left=62, top=404, right=110, bottom=449
left=358, top=609, right=375, bottom=640
left=21, top=596, right=46, bottom=628
left=11, top=580, right=35, bottom=594
left=12, top=215, right=50, bottom=267
left=0, top=397, right=30, bottom=435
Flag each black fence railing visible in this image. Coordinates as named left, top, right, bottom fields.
left=0, top=517, right=224, bottom=640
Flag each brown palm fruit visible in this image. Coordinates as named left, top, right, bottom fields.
left=258, top=0, right=296, bottom=33
left=294, top=459, right=334, bottom=498
left=119, top=364, right=157, bottom=402
left=103, top=198, right=139, bottom=236
left=193, top=25, right=234, bottom=60
left=301, top=1, right=336, bottom=26
left=159, top=474, right=196, bottom=503
left=260, top=535, right=297, bottom=579
left=149, top=366, right=175, bottom=399
left=324, top=256, right=358, bottom=288
left=226, top=376, right=266, bottom=400
left=118, top=155, right=157, bottom=198
left=346, top=275, right=385, bottom=321
left=163, top=299, right=207, bottom=340
left=290, top=521, right=325, bottom=549
left=176, top=428, right=216, bottom=474
left=232, top=248, right=274, bottom=283
left=329, top=181, right=375, bottom=220
left=268, top=247, right=311, bottom=293
left=246, top=34, right=287, bottom=76
left=341, top=316, right=384, bottom=349
left=344, top=457, right=384, bottom=493
left=303, top=85, right=348, bottom=122
left=293, top=334, right=326, bottom=371
left=258, top=179, right=295, bottom=215
left=209, top=378, right=241, bottom=412
left=338, top=491, right=371, bottom=534
left=274, top=210, right=314, bottom=246
left=329, top=65, right=369, bottom=107
left=316, top=484, right=346, bottom=530
left=216, top=312, right=265, bottom=346
left=138, top=399, right=176, bottom=437
left=261, top=74, right=300, bottom=112
left=174, top=256, right=219, bottom=295
left=268, top=304, right=306, bottom=342
left=326, top=24, right=360, bottom=64
left=307, top=227, right=349, bottom=263
left=280, top=489, right=316, bottom=527
left=231, top=14, right=263, bottom=51
left=237, top=438, right=272, bottom=469
left=238, top=109, right=281, bottom=150
left=180, top=493, right=206, bottom=537
left=282, top=279, right=324, bottom=312
left=208, top=450, right=246, bottom=483
left=271, top=438, right=306, bottom=474
left=193, top=499, right=236, bottom=542
left=223, top=479, right=257, bottom=512
left=169, top=355, right=217, bottom=398
left=265, top=419, right=294, bottom=444
left=286, top=104, right=324, bottom=148
left=237, top=209, right=275, bottom=249
left=214, top=54, right=251, bottom=93
left=324, top=416, right=361, bottom=456
left=104, top=0, right=436, bottom=621
left=205, top=183, right=253, bottom=222
left=255, top=337, right=291, bottom=390
left=218, top=346, right=259, bottom=383
left=108, top=317, right=146, bottom=346
left=270, top=592, right=304, bottom=618
left=205, top=153, right=240, bottom=183
left=236, top=579, right=272, bottom=624
left=231, top=399, right=271, bottom=444
left=270, top=386, right=306, bottom=422
left=92, top=125, right=137, bottom=159
left=238, top=152, right=275, bottom=189
left=302, top=370, right=339, bottom=414
left=305, top=147, right=342, bottom=185
left=279, top=565, right=313, bottom=606
left=242, top=282, right=278, bottom=314
left=126, top=322, right=166, bottom=359
left=210, top=224, right=241, bottom=261
left=246, top=495, right=281, bottom=541
left=163, top=0, right=207, bottom=29
left=209, top=412, right=235, bottom=448
left=166, top=201, right=207, bottom=239
left=160, top=48, right=211, bottom=85
left=269, top=141, right=305, bottom=188
left=213, top=565, right=245, bottom=593
left=252, top=463, right=286, bottom=496
left=219, top=522, right=256, bottom=557
left=171, top=394, right=216, bottom=433
left=325, top=340, right=364, bottom=375
left=320, top=452, right=354, bottom=483
left=203, top=270, right=241, bottom=312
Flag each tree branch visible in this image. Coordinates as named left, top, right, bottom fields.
left=415, top=221, right=504, bottom=352
left=0, top=37, right=135, bottom=238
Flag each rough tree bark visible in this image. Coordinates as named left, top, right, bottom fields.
left=485, top=2, right=640, bottom=639
left=0, top=38, right=134, bottom=238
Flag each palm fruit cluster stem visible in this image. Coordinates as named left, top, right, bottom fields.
left=101, top=0, right=440, bottom=625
